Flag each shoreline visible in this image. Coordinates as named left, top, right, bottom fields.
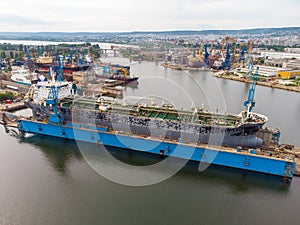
left=213, top=73, right=300, bottom=93
left=160, top=63, right=300, bottom=93
left=161, top=63, right=212, bottom=71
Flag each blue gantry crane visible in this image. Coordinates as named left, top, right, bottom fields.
left=244, top=67, right=259, bottom=117
left=50, top=53, right=65, bottom=81
left=77, top=50, right=84, bottom=66
left=58, top=55, right=64, bottom=81
left=239, top=45, right=246, bottom=62
left=24, top=47, right=35, bottom=72
left=25, top=47, right=31, bottom=60
left=204, top=44, right=209, bottom=67
left=222, top=45, right=231, bottom=70
left=69, top=49, right=73, bottom=64
left=52, top=53, right=60, bottom=75
left=37, top=46, right=42, bottom=58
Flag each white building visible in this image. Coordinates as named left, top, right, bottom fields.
left=240, top=65, right=281, bottom=77
left=257, top=51, right=300, bottom=60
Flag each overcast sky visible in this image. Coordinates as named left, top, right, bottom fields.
left=0, top=0, right=299, bottom=32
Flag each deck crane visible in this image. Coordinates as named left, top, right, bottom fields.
left=46, top=55, right=65, bottom=124
left=204, top=44, right=209, bottom=67
left=244, top=67, right=259, bottom=118
left=222, top=45, right=231, bottom=70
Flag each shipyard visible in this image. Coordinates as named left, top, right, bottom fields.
left=0, top=38, right=299, bottom=225
left=0, top=0, right=300, bottom=224
left=0, top=39, right=299, bottom=180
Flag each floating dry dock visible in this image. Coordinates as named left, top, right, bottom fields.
left=0, top=112, right=297, bottom=180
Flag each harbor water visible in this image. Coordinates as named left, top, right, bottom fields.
left=1, top=57, right=300, bottom=225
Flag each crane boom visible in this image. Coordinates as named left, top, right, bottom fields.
left=244, top=67, right=259, bottom=117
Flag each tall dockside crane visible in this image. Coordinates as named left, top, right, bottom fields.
left=246, top=53, right=253, bottom=79
left=69, top=50, right=73, bottom=64
left=239, top=45, right=246, bottom=62
left=244, top=67, right=259, bottom=118
left=25, top=47, right=35, bottom=72
left=37, top=46, right=42, bottom=58
left=58, top=55, right=64, bottom=81
left=77, top=50, right=85, bottom=66
left=222, top=45, right=231, bottom=70
left=204, top=45, right=209, bottom=67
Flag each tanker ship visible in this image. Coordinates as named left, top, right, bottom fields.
left=25, top=94, right=266, bottom=148
left=1, top=67, right=295, bottom=179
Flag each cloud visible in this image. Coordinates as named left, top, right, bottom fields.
left=0, top=15, right=50, bottom=26
left=0, top=0, right=299, bottom=31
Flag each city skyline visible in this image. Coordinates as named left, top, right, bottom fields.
left=0, top=0, right=299, bottom=32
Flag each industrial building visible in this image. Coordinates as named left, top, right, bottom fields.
left=240, top=65, right=280, bottom=77
left=277, top=69, right=300, bottom=79
left=258, top=51, right=300, bottom=60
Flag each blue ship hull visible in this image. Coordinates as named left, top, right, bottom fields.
left=18, top=119, right=295, bottom=179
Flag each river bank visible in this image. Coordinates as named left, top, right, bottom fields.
left=161, top=63, right=211, bottom=71
left=160, top=63, right=300, bottom=93
left=213, top=72, right=300, bottom=93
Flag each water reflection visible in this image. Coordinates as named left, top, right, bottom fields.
left=19, top=134, right=291, bottom=192
left=20, top=135, right=82, bottom=174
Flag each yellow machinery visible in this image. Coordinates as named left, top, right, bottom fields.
left=110, top=67, right=128, bottom=76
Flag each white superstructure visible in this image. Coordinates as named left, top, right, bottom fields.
left=11, top=66, right=37, bottom=85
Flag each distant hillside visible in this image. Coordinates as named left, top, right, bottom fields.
left=129, top=27, right=300, bottom=36
left=0, top=27, right=299, bottom=41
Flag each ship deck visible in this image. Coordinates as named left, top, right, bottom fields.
left=60, top=97, right=243, bottom=127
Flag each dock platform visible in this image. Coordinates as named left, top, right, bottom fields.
left=1, top=112, right=300, bottom=178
